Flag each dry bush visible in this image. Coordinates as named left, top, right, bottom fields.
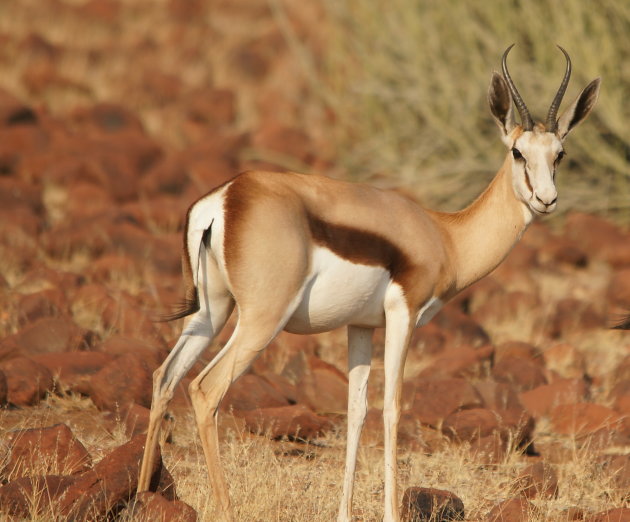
left=311, top=0, right=630, bottom=218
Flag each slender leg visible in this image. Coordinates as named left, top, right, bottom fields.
left=337, top=326, right=374, bottom=522
left=138, top=290, right=234, bottom=492
left=188, top=315, right=288, bottom=521
left=382, top=288, right=414, bottom=522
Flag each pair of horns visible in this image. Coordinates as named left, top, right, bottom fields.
left=502, top=44, right=571, bottom=133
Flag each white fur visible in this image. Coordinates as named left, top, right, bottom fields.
left=415, top=297, right=442, bottom=327
left=285, top=246, right=390, bottom=334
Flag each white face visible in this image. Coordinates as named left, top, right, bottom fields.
left=508, top=128, right=565, bottom=216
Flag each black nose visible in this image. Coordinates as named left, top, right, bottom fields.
left=535, top=194, right=557, bottom=206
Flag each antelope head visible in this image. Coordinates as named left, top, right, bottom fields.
left=488, top=44, right=601, bottom=216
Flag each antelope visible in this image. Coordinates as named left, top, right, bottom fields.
left=137, top=45, right=600, bottom=521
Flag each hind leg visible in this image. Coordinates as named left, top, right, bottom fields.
left=138, top=260, right=234, bottom=492
left=188, top=305, right=298, bottom=520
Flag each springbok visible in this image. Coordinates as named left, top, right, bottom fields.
left=137, top=45, right=599, bottom=521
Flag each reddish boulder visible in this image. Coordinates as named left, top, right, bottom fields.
left=405, top=378, right=483, bottom=427
left=550, top=403, right=622, bottom=436
left=433, top=307, right=490, bottom=347
left=401, top=487, right=465, bottom=521
left=492, top=355, right=547, bottom=392
left=0, top=370, right=7, bottom=405
left=31, top=351, right=114, bottom=395
left=474, top=380, right=522, bottom=412
left=543, top=343, right=586, bottom=379
left=0, top=474, right=76, bottom=518
left=16, top=288, right=68, bottom=326
left=585, top=508, right=630, bottom=522
left=519, top=378, right=587, bottom=419
left=442, top=408, right=500, bottom=442
left=547, top=298, right=604, bottom=338
left=485, top=496, right=540, bottom=521
left=418, top=344, right=493, bottom=379
left=608, top=268, right=630, bottom=309
left=96, top=335, right=167, bottom=370
left=494, top=341, right=542, bottom=364
left=2, top=316, right=93, bottom=356
left=0, top=356, right=54, bottom=406
left=58, top=434, right=164, bottom=520
left=241, top=404, right=333, bottom=440
left=514, top=461, right=558, bottom=499
left=1, top=424, right=91, bottom=480
left=132, top=491, right=197, bottom=522
left=222, top=373, right=290, bottom=413
left=89, top=353, right=153, bottom=411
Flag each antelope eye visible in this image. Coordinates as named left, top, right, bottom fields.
left=512, top=148, right=523, bottom=160
left=556, top=150, right=565, bottom=162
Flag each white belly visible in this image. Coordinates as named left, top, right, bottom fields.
left=284, top=247, right=390, bottom=334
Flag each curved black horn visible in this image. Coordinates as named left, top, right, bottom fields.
left=501, top=44, right=534, bottom=131
left=546, top=45, right=572, bottom=133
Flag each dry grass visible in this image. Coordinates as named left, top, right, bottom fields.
left=313, top=0, right=630, bottom=219
left=3, top=398, right=629, bottom=521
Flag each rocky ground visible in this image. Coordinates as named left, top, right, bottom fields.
left=1, top=1, right=630, bottom=521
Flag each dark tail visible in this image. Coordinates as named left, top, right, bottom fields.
left=156, top=223, right=212, bottom=323
left=612, top=314, right=630, bottom=330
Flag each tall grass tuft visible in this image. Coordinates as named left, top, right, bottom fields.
left=316, top=0, right=630, bottom=218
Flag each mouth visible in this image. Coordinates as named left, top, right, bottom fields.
left=530, top=203, right=555, bottom=216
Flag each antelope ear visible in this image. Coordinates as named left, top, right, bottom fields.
left=488, top=72, right=516, bottom=141
left=556, top=78, right=601, bottom=140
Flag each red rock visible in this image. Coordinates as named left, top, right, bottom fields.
left=184, top=87, right=236, bottom=128
left=30, top=351, right=114, bottom=395
left=608, top=268, right=630, bottom=309
left=222, top=373, right=290, bottom=413
left=259, top=372, right=301, bottom=405
left=597, top=454, right=630, bottom=495
left=485, top=496, right=540, bottom=521
left=469, top=433, right=507, bottom=464
left=253, top=124, right=314, bottom=164
left=545, top=237, right=588, bottom=267
left=401, top=487, right=465, bottom=522
left=492, top=355, right=547, bottom=391
left=16, top=289, right=68, bottom=326
left=71, top=102, right=144, bottom=135
left=89, top=353, right=153, bottom=411
left=96, top=335, right=167, bottom=371
left=0, top=356, right=53, bottom=406
left=1, top=424, right=91, bottom=480
left=0, top=370, right=7, bottom=405
left=409, top=322, right=449, bottom=355
left=58, top=434, right=163, bottom=520
left=405, top=378, right=483, bottom=427
left=0, top=88, right=37, bottom=126
left=519, top=378, right=587, bottom=419
left=585, top=508, right=630, bottom=522
left=132, top=491, right=197, bottom=522
left=0, top=475, right=75, bottom=518
left=547, top=298, right=604, bottom=338
left=442, top=408, right=500, bottom=442
left=550, top=403, right=622, bottom=436
left=123, top=403, right=151, bottom=437
left=2, top=316, right=93, bottom=357
left=241, top=404, right=333, bottom=440
left=473, top=291, right=540, bottom=326
left=433, top=307, right=490, bottom=347
left=494, top=407, right=535, bottom=447
left=494, top=341, right=542, bottom=364
left=418, top=344, right=494, bottom=380
left=514, top=461, right=558, bottom=499
left=565, top=212, right=630, bottom=267
left=474, top=380, right=522, bottom=412
left=308, top=363, right=349, bottom=413
left=543, top=343, right=586, bottom=379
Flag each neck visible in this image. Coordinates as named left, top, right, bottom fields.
left=430, top=155, right=532, bottom=295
